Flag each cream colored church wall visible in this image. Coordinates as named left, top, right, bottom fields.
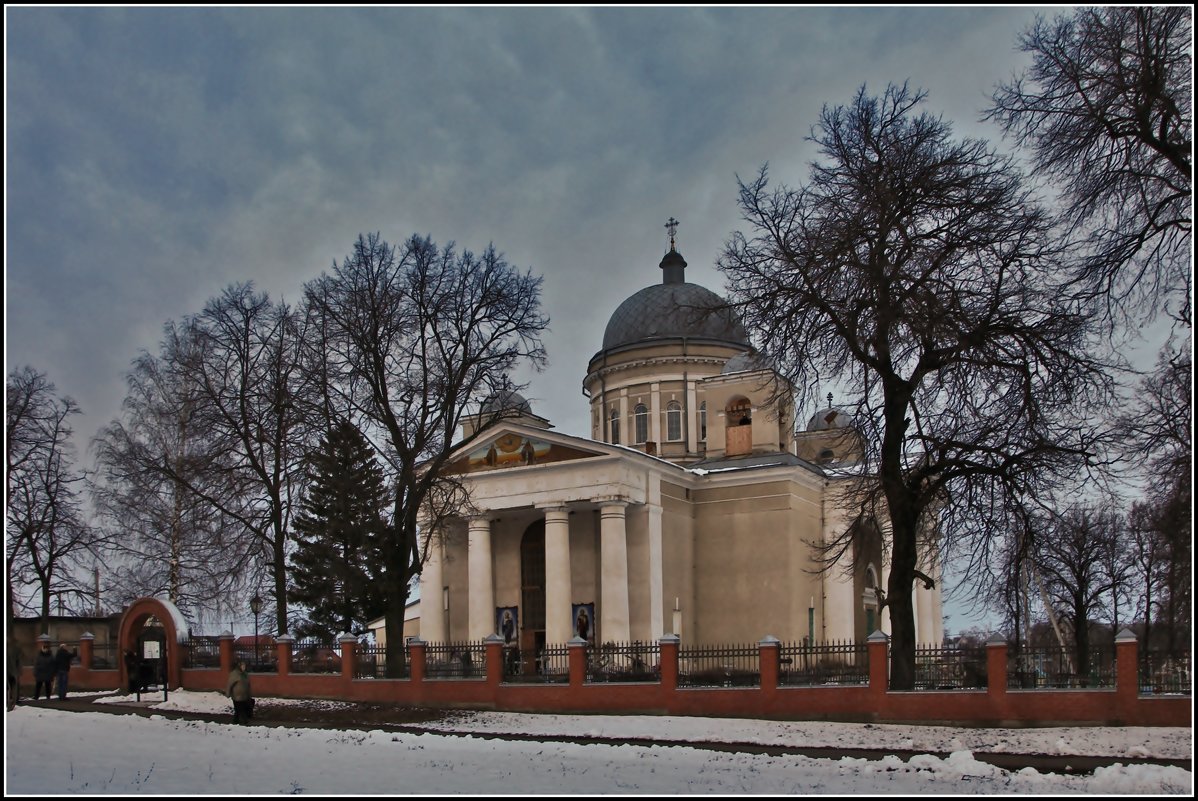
left=441, top=521, right=470, bottom=641
left=691, top=480, right=804, bottom=643
left=660, top=482, right=695, bottom=639
left=569, top=510, right=598, bottom=612
left=624, top=504, right=653, bottom=643
left=491, top=518, right=524, bottom=617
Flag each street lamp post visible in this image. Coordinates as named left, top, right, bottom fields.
left=250, top=594, right=262, bottom=670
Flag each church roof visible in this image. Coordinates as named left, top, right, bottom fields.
left=601, top=247, right=749, bottom=351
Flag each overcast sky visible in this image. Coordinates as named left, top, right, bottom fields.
left=8, top=6, right=1067, bottom=456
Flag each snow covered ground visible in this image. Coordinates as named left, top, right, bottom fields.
left=5, top=690, right=1193, bottom=794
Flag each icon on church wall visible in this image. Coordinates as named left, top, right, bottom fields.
left=497, top=607, right=518, bottom=645
left=572, top=603, right=594, bottom=644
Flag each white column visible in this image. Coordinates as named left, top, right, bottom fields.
left=467, top=516, right=495, bottom=641
left=542, top=505, right=573, bottom=645
left=599, top=500, right=631, bottom=643
left=918, top=582, right=937, bottom=646
left=419, top=527, right=447, bottom=643
left=931, top=559, right=945, bottom=645
left=647, top=503, right=664, bottom=640
left=880, top=561, right=892, bottom=635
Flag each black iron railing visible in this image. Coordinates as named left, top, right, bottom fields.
left=778, top=640, right=868, bottom=686
left=354, top=642, right=407, bottom=678
left=90, top=642, right=121, bottom=670
left=423, top=640, right=487, bottom=680
left=678, top=644, right=760, bottom=687
left=289, top=639, right=342, bottom=674
left=913, top=645, right=988, bottom=690
left=501, top=644, right=570, bottom=683
left=181, top=638, right=221, bottom=670
left=1006, top=645, right=1115, bottom=689
left=587, top=641, right=660, bottom=683
left=1139, top=651, right=1191, bottom=695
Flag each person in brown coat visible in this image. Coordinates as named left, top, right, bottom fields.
left=226, top=661, right=253, bottom=724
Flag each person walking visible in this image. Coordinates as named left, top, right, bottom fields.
left=33, top=641, right=55, bottom=700
left=54, top=643, right=74, bottom=700
left=226, top=660, right=253, bottom=725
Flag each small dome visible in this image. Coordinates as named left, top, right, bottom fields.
left=722, top=351, right=772, bottom=375
left=807, top=406, right=851, bottom=431
left=480, top=390, right=533, bottom=416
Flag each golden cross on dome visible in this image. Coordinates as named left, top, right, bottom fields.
left=665, top=217, right=680, bottom=251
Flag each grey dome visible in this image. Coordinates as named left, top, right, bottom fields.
left=807, top=407, right=851, bottom=431
left=480, top=390, right=532, bottom=416
left=603, top=283, right=750, bottom=351
left=722, top=350, right=772, bottom=375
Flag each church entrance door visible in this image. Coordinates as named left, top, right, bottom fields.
left=520, top=520, right=547, bottom=675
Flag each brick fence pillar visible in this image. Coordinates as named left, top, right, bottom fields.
left=985, top=634, right=1008, bottom=720
left=79, top=632, right=95, bottom=670
left=659, top=634, right=679, bottom=693
left=985, top=634, right=1008, bottom=696
left=867, top=630, right=889, bottom=709
left=485, top=635, right=504, bottom=687
left=568, top=637, right=588, bottom=687
left=339, top=633, right=358, bottom=687
left=219, top=632, right=234, bottom=675
left=276, top=635, right=293, bottom=678
left=408, top=639, right=426, bottom=683
left=759, top=636, right=780, bottom=692
left=1115, top=628, right=1139, bottom=723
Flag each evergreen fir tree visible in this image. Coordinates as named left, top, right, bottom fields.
left=290, top=420, right=389, bottom=638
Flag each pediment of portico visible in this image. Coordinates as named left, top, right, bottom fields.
left=445, top=424, right=613, bottom=476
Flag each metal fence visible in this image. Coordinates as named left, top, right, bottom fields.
left=1139, top=652, right=1191, bottom=696
left=501, top=645, right=570, bottom=684
left=423, top=641, right=487, bottom=680
left=1006, top=645, right=1116, bottom=689
left=778, top=640, right=869, bottom=686
left=233, top=646, right=278, bottom=673
left=914, top=645, right=988, bottom=690
left=182, top=638, right=221, bottom=670
left=290, top=640, right=342, bottom=674
left=355, top=642, right=408, bottom=679
left=89, top=642, right=121, bottom=671
left=678, top=644, right=760, bottom=688
left=587, top=641, right=660, bottom=683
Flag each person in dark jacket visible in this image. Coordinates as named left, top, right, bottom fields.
left=33, top=641, right=55, bottom=700
left=54, top=643, right=74, bottom=699
left=124, top=649, right=142, bottom=693
left=226, top=661, right=253, bottom=724
left=7, top=637, right=22, bottom=709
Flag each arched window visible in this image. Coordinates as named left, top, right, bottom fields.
left=698, top=401, right=707, bottom=442
left=634, top=403, right=649, bottom=444
left=609, top=408, right=620, bottom=444
left=727, top=397, right=752, bottom=426
left=666, top=401, right=682, bottom=442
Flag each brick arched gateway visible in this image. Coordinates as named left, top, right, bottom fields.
left=118, top=597, right=190, bottom=690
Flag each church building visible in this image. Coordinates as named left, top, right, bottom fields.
left=414, top=224, right=944, bottom=653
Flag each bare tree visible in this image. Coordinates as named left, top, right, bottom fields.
left=987, top=7, right=1193, bottom=324
left=719, top=84, right=1115, bottom=689
left=1117, top=345, right=1191, bottom=657
left=183, top=284, right=314, bottom=635
left=6, top=367, right=99, bottom=632
left=307, top=233, right=547, bottom=674
left=92, top=323, right=255, bottom=625
left=1033, top=502, right=1127, bottom=678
